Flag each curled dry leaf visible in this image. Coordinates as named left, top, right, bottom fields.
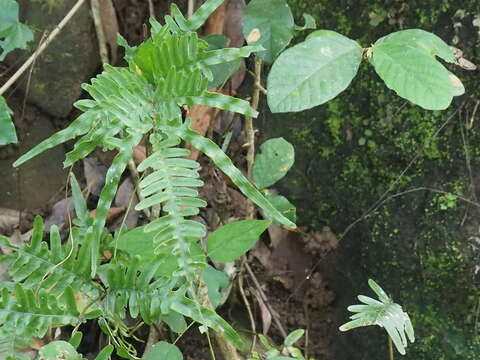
left=44, top=198, right=74, bottom=232
left=83, top=157, right=107, bottom=197
left=251, top=288, right=272, bottom=335
left=114, top=178, right=139, bottom=229
left=99, top=0, right=119, bottom=64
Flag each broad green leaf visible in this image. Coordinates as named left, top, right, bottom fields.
left=38, top=341, right=82, bottom=360
left=0, top=95, right=17, bottom=145
left=339, top=279, right=414, bottom=355
left=0, top=0, right=33, bottom=61
left=253, top=138, right=294, bottom=189
left=207, top=220, right=271, bottom=262
left=242, top=0, right=294, bottom=63
left=267, top=31, right=362, bottom=113
left=68, top=332, right=83, bottom=349
left=202, top=264, right=230, bottom=308
left=371, top=30, right=464, bottom=110
left=203, top=34, right=241, bottom=88
left=143, top=341, right=183, bottom=360
left=374, top=29, right=456, bottom=63
left=160, top=312, right=188, bottom=334
left=264, top=193, right=296, bottom=224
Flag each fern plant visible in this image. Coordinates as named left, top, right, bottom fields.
left=2, top=0, right=295, bottom=358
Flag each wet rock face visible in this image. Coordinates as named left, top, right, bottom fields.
left=15, top=0, right=100, bottom=117
left=0, top=105, right=66, bottom=211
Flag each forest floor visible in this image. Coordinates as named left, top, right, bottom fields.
left=0, top=1, right=345, bottom=359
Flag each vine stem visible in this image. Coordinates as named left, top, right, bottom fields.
left=245, top=56, right=263, bottom=219
left=90, top=0, right=109, bottom=64
left=0, top=0, right=86, bottom=96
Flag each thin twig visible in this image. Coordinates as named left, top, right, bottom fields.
left=143, top=325, right=159, bottom=357
left=244, top=261, right=287, bottom=338
left=147, top=0, right=155, bottom=19
left=0, top=0, right=86, bottom=96
left=238, top=273, right=257, bottom=353
left=245, top=57, right=263, bottom=219
left=339, top=102, right=464, bottom=241
left=90, top=0, right=109, bottom=64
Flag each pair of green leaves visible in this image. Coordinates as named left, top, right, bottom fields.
left=266, top=28, right=465, bottom=113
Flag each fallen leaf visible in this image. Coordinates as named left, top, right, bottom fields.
left=224, top=0, right=246, bottom=47
left=114, top=178, right=139, bottom=229
left=44, top=198, right=74, bottom=231
left=99, top=0, right=119, bottom=64
left=90, top=206, right=125, bottom=224
left=186, top=104, right=215, bottom=160
left=83, top=157, right=107, bottom=196
left=133, top=145, right=146, bottom=165
left=251, top=288, right=272, bottom=335
left=205, top=1, right=227, bottom=34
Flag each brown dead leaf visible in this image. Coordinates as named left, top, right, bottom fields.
left=186, top=104, right=215, bottom=160
left=45, top=197, right=74, bottom=231
left=224, top=0, right=246, bottom=47
left=204, top=1, right=227, bottom=34
left=99, top=0, right=119, bottom=64
left=114, top=178, right=139, bottom=229
left=251, top=288, right=272, bottom=335
left=90, top=206, right=125, bottom=224
left=133, top=145, right=146, bottom=165
left=83, top=157, right=107, bottom=197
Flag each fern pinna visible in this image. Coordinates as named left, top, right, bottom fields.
left=5, top=0, right=296, bottom=357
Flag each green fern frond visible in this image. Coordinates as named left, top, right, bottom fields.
left=167, top=120, right=296, bottom=228
left=98, top=257, right=174, bottom=325
left=0, top=284, right=83, bottom=339
left=135, top=134, right=207, bottom=275
left=0, top=216, right=97, bottom=298
left=0, top=328, right=32, bottom=360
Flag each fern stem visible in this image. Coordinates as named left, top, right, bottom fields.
left=388, top=335, right=394, bottom=360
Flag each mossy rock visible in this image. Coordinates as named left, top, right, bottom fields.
left=13, top=0, right=100, bottom=117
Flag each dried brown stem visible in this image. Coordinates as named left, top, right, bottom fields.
left=90, top=0, right=109, bottom=64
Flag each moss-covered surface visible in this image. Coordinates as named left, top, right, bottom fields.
left=257, top=1, right=480, bottom=359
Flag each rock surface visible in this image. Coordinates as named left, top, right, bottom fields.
left=14, top=0, right=100, bottom=117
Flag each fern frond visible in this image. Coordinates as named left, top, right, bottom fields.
left=179, top=92, right=258, bottom=117
left=98, top=257, right=173, bottom=324
left=167, top=120, right=297, bottom=228
left=0, top=216, right=97, bottom=298
left=135, top=134, right=207, bottom=270
left=0, top=284, right=83, bottom=339
left=0, top=328, right=32, bottom=360
left=183, top=0, right=224, bottom=31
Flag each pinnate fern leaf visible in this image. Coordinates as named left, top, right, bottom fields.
left=339, top=279, right=414, bottom=355
left=168, top=120, right=296, bottom=228
left=0, top=284, right=82, bottom=339
left=0, top=216, right=96, bottom=298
